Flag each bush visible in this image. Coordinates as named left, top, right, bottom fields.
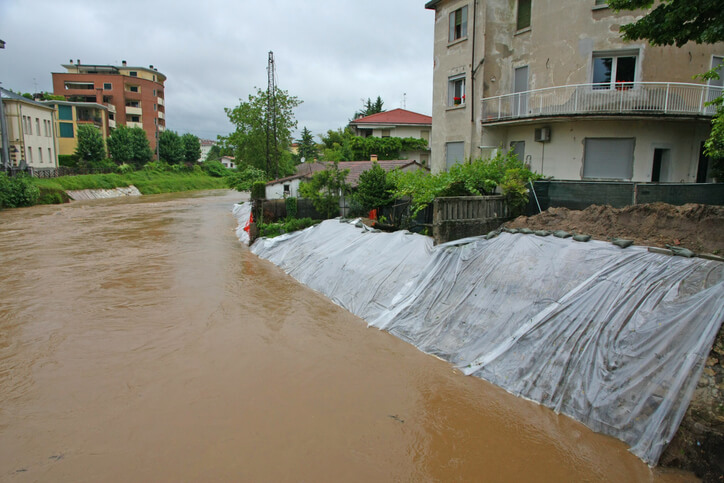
left=201, top=160, right=228, bottom=177
left=285, top=196, right=298, bottom=218
left=58, top=154, right=79, bottom=168
left=37, top=187, right=70, bottom=205
left=258, top=217, right=318, bottom=238
left=251, top=181, right=267, bottom=199
left=0, top=173, right=40, bottom=208
left=117, top=163, right=135, bottom=174
left=227, top=166, right=267, bottom=191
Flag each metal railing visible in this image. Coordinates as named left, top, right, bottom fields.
left=481, top=82, right=722, bottom=123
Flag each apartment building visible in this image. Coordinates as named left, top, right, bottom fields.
left=349, top=108, right=432, bottom=164
left=0, top=88, right=58, bottom=169
left=425, top=0, right=724, bottom=182
left=42, top=100, right=109, bottom=156
left=52, top=60, right=166, bottom=153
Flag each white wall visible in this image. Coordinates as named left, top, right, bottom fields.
left=266, top=178, right=303, bottom=200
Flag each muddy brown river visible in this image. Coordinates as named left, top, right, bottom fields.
left=0, top=190, right=696, bottom=482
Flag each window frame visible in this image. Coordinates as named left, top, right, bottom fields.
left=516, top=0, right=532, bottom=31
left=592, top=50, right=639, bottom=90
left=448, top=5, right=469, bottom=43
left=583, top=137, right=635, bottom=180
left=445, top=141, right=465, bottom=170
left=448, top=73, right=467, bottom=107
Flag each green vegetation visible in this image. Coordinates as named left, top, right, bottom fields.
left=353, top=162, right=395, bottom=213
left=0, top=173, right=40, bottom=208
left=318, top=128, right=427, bottom=161
left=227, top=167, right=267, bottom=191
left=257, top=217, right=319, bottom=238
left=107, top=126, right=153, bottom=167
left=75, top=124, right=106, bottom=163
left=353, top=96, right=385, bottom=120
left=295, top=127, right=318, bottom=163
left=389, top=151, right=541, bottom=215
left=299, top=161, right=351, bottom=218
left=158, top=130, right=185, bottom=164
left=181, top=133, right=202, bottom=163
left=251, top=181, right=267, bottom=199
left=222, top=87, right=301, bottom=179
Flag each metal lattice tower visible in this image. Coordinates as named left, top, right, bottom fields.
left=265, top=51, right=279, bottom=179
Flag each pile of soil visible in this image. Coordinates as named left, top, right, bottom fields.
left=507, top=203, right=724, bottom=255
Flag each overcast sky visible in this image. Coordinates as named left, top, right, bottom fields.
left=0, top=0, right=434, bottom=142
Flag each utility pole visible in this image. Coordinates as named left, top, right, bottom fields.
left=0, top=40, right=10, bottom=171
left=265, top=51, right=279, bottom=179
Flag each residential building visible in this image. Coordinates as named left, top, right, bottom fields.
left=425, top=0, right=724, bottom=182
left=42, top=100, right=109, bottom=156
left=52, top=60, right=166, bottom=153
left=199, top=139, right=216, bottom=162
left=220, top=156, right=236, bottom=169
left=0, top=88, right=58, bottom=169
left=349, top=108, right=432, bottom=165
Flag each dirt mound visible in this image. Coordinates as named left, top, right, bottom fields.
left=507, top=203, right=724, bottom=255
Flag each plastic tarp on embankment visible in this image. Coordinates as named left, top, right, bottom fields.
left=236, top=211, right=724, bottom=465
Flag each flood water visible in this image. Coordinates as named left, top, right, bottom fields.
left=0, top=190, right=695, bottom=482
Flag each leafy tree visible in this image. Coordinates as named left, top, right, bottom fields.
left=107, top=125, right=152, bottom=168
left=158, top=130, right=185, bottom=164
left=299, top=161, right=351, bottom=218
left=353, top=96, right=385, bottom=120
left=200, top=160, right=228, bottom=177
left=296, top=126, right=319, bottom=162
left=318, top=131, right=428, bottom=162
left=354, top=162, right=395, bottom=213
left=608, top=0, right=724, bottom=46
left=227, top=166, right=267, bottom=191
left=611, top=0, right=724, bottom=180
left=222, top=87, right=302, bottom=179
left=181, top=133, right=201, bottom=163
left=74, top=124, right=106, bottom=163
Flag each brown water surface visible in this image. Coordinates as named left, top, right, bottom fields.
left=0, top=190, right=695, bottom=482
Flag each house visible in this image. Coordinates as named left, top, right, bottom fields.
left=264, top=160, right=428, bottom=199
left=42, top=100, right=109, bottom=157
left=424, top=0, right=724, bottom=182
left=349, top=108, right=432, bottom=165
left=0, top=88, right=58, bottom=169
left=52, top=60, right=166, bottom=153
left=220, top=156, right=236, bottom=169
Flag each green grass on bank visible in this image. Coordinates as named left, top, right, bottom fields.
left=31, top=170, right=230, bottom=199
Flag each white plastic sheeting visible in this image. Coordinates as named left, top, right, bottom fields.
left=237, top=210, right=724, bottom=466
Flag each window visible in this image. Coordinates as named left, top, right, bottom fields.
left=510, top=141, right=525, bottom=162
left=129, top=71, right=137, bottom=77
left=448, top=74, right=466, bottom=106
left=448, top=5, right=468, bottom=43
left=593, top=52, right=637, bottom=89
left=129, top=115, right=140, bottom=122
left=154, top=104, right=157, bottom=111
left=594, top=0, right=608, bottom=5
left=26, top=117, right=32, bottom=135
left=583, top=138, right=635, bottom=180
left=153, top=89, right=157, bottom=96
left=27, top=147, right=32, bottom=163
left=126, top=101, right=140, bottom=108
left=109, top=113, right=115, bottom=121
left=59, top=122, right=74, bottom=138
left=517, top=0, right=531, bottom=31
left=381, top=129, right=391, bottom=137
left=129, top=85, right=139, bottom=93
left=58, top=105, right=73, bottom=120
left=445, top=141, right=465, bottom=169
left=104, top=83, right=112, bottom=90
left=36, top=118, right=40, bottom=135
left=48, top=148, right=52, bottom=164
left=38, top=148, right=43, bottom=164
left=283, top=184, right=290, bottom=195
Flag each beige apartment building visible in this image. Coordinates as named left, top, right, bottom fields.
left=425, top=0, right=724, bottom=182
left=1, top=88, right=58, bottom=169
left=349, top=108, right=433, bottom=165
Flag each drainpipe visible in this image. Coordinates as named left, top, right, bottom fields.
left=0, top=87, right=10, bottom=170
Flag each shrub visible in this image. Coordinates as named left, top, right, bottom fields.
left=116, top=163, right=135, bottom=174
left=0, top=173, right=40, bottom=208
left=257, top=217, right=318, bottom=238
left=227, top=166, right=267, bottom=191
left=201, top=160, right=228, bottom=177
left=285, top=196, right=298, bottom=218
left=251, top=181, right=267, bottom=199
left=58, top=154, right=79, bottom=168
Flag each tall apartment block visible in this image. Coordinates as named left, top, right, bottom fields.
left=52, top=60, right=166, bottom=153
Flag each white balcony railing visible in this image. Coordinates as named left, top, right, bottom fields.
left=481, top=82, right=722, bottom=123
left=126, top=106, right=142, bottom=116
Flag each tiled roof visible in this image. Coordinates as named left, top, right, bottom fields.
left=267, top=162, right=329, bottom=185
left=0, top=88, right=55, bottom=110
left=350, top=108, right=432, bottom=126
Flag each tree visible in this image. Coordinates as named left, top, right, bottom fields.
left=74, top=124, right=106, bottom=163
left=158, top=130, right=185, bottom=164
left=222, top=87, right=302, bottom=179
left=611, top=0, right=724, bottom=180
left=608, top=0, right=724, bottom=46
left=299, top=161, right=351, bottom=218
left=296, top=126, right=318, bottom=162
left=107, top=125, right=152, bottom=168
left=353, top=96, right=385, bottom=120
left=354, top=162, right=395, bottom=213
left=181, top=133, right=201, bottom=163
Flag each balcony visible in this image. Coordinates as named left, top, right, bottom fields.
left=126, top=106, right=142, bottom=116
left=157, top=111, right=165, bottom=120
left=127, top=121, right=143, bottom=129
left=109, top=119, right=116, bottom=129
left=481, top=82, right=722, bottom=124
left=157, top=97, right=164, bottom=106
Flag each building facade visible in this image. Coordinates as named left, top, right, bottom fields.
left=1, top=88, right=58, bottom=169
left=349, top=108, right=432, bottom=165
left=52, top=60, right=166, bottom=153
left=42, top=100, right=109, bottom=157
left=425, top=0, right=724, bottom=182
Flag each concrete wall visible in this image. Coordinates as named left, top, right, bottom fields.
left=2, top=100, right=58, bottom=168
left=495, top=118, right=711, bottom=182
left=266, top=178, right=303, bottom=200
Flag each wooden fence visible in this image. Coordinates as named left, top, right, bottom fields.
left=433, top=196, right=512, bottom=244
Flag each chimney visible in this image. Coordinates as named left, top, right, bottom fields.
left=370, top=154, right=378, bottom=162
left=77, top=59, right=80, bottom=65
left=69, top=59, right=73, bottom=64
left=122, top=60, right=127, bottom=66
